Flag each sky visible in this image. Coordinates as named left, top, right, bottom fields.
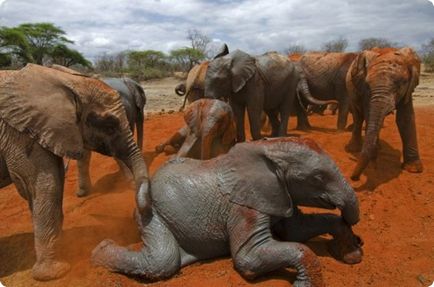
left=0, top=0, right=433, bottom=61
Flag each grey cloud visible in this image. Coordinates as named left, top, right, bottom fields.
left=0, top=0, right=433, bottom=61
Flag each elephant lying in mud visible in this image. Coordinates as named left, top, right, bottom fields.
left=155, top=98, right=236, bottom=159
left=0, top=64, right=149, bottom=281
left=92, top=138, right=363, bottom=287
left=346, top=47, right=423, bottom=180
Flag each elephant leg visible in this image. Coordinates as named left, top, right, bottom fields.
left=247, top=104, right=263, bottom=140
left=4, top=140, right=70, bottom=280
left=92, top=209, right=181, bottom=280
left=346, top=104, right=363, bottom=153
left=272, top=208, right=363, bottom=265
left=278, top=107, right=291, bottom=137
left=295, top=101, right=311, bottom=131
left=228, top=205, right=324, bottom=287
left=337, top=96, right=350, bottom=131
left=76, top=149, right=92, bottom=197
left=396, top=99, right=423, bottom=173
left=155, top=126, right=188, bottom=154
left=231, top=101, right=246, bottom=142
left=265, top=110, right=280, bottom=137
left=0, top=156, right=12, bottom=188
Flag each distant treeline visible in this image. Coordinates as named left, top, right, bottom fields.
left=1, top=23, right=434, bottom=81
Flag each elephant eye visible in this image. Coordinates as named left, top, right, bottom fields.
left=312, top=173, right=324, bottom=184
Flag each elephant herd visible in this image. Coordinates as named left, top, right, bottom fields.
left=0, top=44, right=423, bottom=287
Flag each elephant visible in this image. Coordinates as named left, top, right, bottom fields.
left=294, top=52, right=358, bottom=130
left=92, top=137, right=363, bottom=287
left=345, top=47, right=423, bottom=180
left=0, top=64, right=150, bottom=281
left=175, top=44, right=229, bottom=109
left=155, top=98, right=236, bottom=160
left=76, top=77, right=146, bottom=197
left=204, top=50, right=336, bottom=142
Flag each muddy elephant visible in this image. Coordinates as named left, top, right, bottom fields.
left=76, top=77, right=146, bottom=197
left=92, top=137, right=363, bottom=287
left=155, top=98, right=236, bottom=159
left=345, top=47, right=423, bottom=180
left=294, top=52, right=358, bottom=130
left=0, top=64, right=150, bottom=281
left=204, top=50, right=336, bottom=142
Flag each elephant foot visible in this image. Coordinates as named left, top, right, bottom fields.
left=91, top=239, right=118, bottom=268
left=345, top=140, right=362, bottom=153
left=402, top=160, right=423, bottom=173
left=32, top=259, right=70, bottom=281
left=328, top=233, right=363, bottom=265
left=296, top=123, right=312, bottom=131
left=76, top=187, right=90, bottom=197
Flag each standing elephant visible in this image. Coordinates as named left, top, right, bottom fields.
left=345, top=47, right=423, bottom=180
left=204, top=50, right=336, bottom=142
left=294, top=52, right=358, bottom=130
left=76, top=77, right=146, bottom=197
left=0, top=64, right=150, bottom=280
left=92, top=137, right=363, bottom=287
left=155, top=98, right=236, bottom=160
left=175, top=44, right=229, bottom=109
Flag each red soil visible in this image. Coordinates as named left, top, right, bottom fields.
left=1, top=106, right=433, bottom=287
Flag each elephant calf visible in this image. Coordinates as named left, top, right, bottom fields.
left=155, top=98, right=236, bottom=160
left=93, top=138, right=363, bottom=287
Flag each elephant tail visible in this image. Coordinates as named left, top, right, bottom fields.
left=296, top=72, right=338, bottom=109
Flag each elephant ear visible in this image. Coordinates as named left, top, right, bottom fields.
left=123, top=78, right=146, bottom=109
left=0, top=64, right=83, bottom=159
left=213, top=43, right=229, bottom=59
left=350, top=50, right=378, bottom=92
left=219, top=143, right=293, bottom=217
left=230, top=50, right=257, bottom=93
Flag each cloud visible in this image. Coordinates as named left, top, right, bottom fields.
left=0, top=0, right=433, bottom=61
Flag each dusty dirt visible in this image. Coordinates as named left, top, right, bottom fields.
left=1, top=75, right=434, bottom=287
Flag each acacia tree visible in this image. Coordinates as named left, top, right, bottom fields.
left=286, top=44, right=307, bottom=56
left=0, top=22, right=90, bottom=67
left=187, top=29, right=210, bottom=55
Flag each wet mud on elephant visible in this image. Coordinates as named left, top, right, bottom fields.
left=92, top=137, right=363, bottom=287
left=155, top=98, right=236, bottom=160
left=345, top=47, right=423, bottom=180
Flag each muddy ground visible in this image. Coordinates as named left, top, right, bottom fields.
left=0, top=75, right=433, bottom=287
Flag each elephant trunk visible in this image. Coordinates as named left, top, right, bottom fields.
left=175, top=83, right=186, bottom=96
left=297, top=75, right=338, bottom=107
left=338, top=181, right=360, bottom=225
left=351, top=96, right=393, bottom=180
left=200, top=133, right=213, bottom=160
left=119, top=134, right=150, bottom=214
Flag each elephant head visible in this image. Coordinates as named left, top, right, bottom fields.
left=0, top=64, right=150, bottom=212
left=222, top=137, right=359, bottom=225
left=204, top=49, right=257, bottom=101
left=176, top=44, right=229, bottom=109
left=347, top=47, right=421, bottom=180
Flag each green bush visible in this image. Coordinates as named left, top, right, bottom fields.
left=423, top=54, right=434, bottom=72
left=129, top=67, right=171, bottom=81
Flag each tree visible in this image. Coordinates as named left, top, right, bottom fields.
left=358, top=37, right=397, bottom=50
left=50, top=44, right=91, bottom=67
left=128, top=50, right=166, bottom=69
left=321, top=37, right=348, bottom=52
left=187, top=29, right=210, bottom=54
left=170, top=47, right=205, bottom=71
left=0, top=23, right=89, bottom=67
left=286, top=44, right=307, bottom=55
left=421, top=38, right=434, bottom=72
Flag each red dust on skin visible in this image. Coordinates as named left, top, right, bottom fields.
left=0, top=107, right=434, bottom=287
